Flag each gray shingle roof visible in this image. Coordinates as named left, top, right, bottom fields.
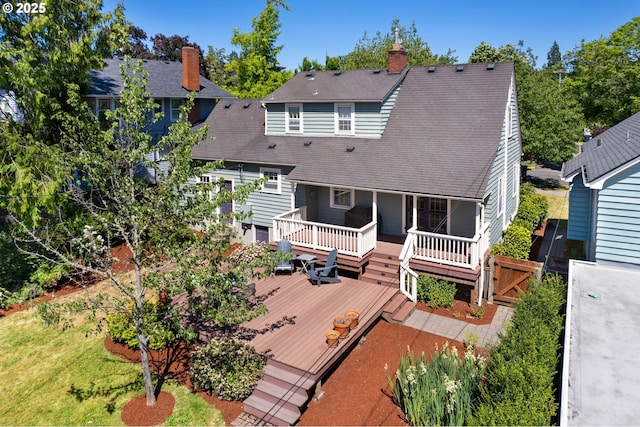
left=86, top=58, right=234, bottom=99
left=562, top=112, right=640, bottom=183
left=264, top=68, right=408, bottom=103
left=192, top=62, right=515, bottom=200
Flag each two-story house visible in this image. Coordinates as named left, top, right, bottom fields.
left=0, top=89, right=23, bottom=123
left=86, top=47, right=234, bottom=182
left=191, top=44, right=522, bottom=304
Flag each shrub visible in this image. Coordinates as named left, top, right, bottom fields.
left=386, top=343, right=486, bottom=426
left=417, top=275, right=456, bottom=308
left=106, top=302, right=176, bottom=350
left=490, top=222, right=532, bottom=260
left=190, top=335, right=265, bottom=401
left=470, top=274, right=565, bottom=425
left=517, top=193, right=548, bottom=229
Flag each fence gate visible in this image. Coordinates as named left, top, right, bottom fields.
left=490, top=255, right=542, bottom=306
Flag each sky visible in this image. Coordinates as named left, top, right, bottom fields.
left=103, top=0, right=639, bottom=70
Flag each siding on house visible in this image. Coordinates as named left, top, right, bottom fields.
left=265, top=93, right=400, bottom=138
left=595, top=162, right=640, bottom=265
left=485, top=78, right=520, bottom=248
left=567, top=175, right=593, bottom=242
left=201, top=162, right=294, bottom=229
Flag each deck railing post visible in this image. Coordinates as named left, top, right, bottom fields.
left=312, top=224, right=318, bottom=250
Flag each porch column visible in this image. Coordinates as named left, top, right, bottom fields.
left=475, top=202, right=481, bottom=236
left=290, top=183, right=296, bottom=210
left=372, top=191, right=378, bottom=225
left=412, top=195, right=418, bottom=229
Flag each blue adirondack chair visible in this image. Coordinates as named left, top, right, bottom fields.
left=307, top=249, right=340, bottom=286
left=274, top=239, right=296, bottom=274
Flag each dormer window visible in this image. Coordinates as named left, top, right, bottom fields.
left=286, top=104, right=302, bottom=133
left=335, top=103, right=354, bottom=135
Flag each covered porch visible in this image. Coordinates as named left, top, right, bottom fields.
left=272, top=184, right=489, bottom=273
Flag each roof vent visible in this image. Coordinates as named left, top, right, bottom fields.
left=372, top=69, right=381, bottom=74
left=456, top=65, right=464, bottom=72
left=305, top=71, right=313, bottom=77
left=313, top=89, right=318, bottom=96
left=427, top=66, right=436, bottom=73
left=304, top=140, right=312, bottom=146
left=334, top=70, right=342, bottom=75
left=224, top=103, right=232, bottom=108
left=626, top=130, right=631, bottom=142
left=487, top=63, right=495, bottom=70
left=243, top=102, right=251, bottom=108
left=268, top=143, right=276, bottom=149
left=346, top=145, right=355, bottom=152
left=597, top=138, right=602, bottom=147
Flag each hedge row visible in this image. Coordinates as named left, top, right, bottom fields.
left=470, top=273, right=566, bottom=425
left=491, top=182, right=548, bottom=260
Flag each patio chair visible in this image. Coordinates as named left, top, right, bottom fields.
left=307, top=249, right=341, bottom=286
left=274, top=239, right=296, bottom=274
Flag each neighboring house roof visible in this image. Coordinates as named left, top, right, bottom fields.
left=192, top=62, right=514, bottom=201
left=562, top=112, right=640, bottom=185
left=86, top=58, right=234, bottom=99
left=264, top=68, right=408, bottom=103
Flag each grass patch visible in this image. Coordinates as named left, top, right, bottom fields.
left=0, top=284, right=224, bottom=426
left=542, top=191, right=569, bottom=220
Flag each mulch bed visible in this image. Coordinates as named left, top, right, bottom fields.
left=415, top=299, right=498, bottom=325
left=121, top=391, right=175, bottom=426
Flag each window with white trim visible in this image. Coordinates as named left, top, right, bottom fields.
left=286, top=104, right=302, bottom=133
left=197, top=174, right=213, bottom=199
left=330, top=187, right=354, bottom=209
left=335, top=103, right=354, bottom=135
left=260, top=167, right=281, bottom=194
left=497, top=176, right=504, bottom=216
left=170, top=99, right=183, bottom=122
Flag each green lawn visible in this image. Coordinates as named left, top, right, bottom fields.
left=542, top=190, right=569, bottom=220
left=0, top=299, right=224, bottom=426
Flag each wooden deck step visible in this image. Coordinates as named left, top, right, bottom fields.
left=382, top=293, right=406, bottom=315
left=262, top=363, right=315, bottom=390
left=253, top=379, right=310, bottom=407
left=392, top=300, right=416, bottom=323
left=243, top=362, right=317, bottom=425
left=243, top=393, right=301, bottom=426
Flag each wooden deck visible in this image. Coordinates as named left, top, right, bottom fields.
left=245, top=271, right=400, bottom=376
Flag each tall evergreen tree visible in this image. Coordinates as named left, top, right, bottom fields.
left=545, top=41, right=562, bottom=68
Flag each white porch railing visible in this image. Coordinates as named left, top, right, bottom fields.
left=409, top=227, right=486, bottom=270
left=272, top=208, right=377, bottom=258
left=399, top=228, right=419, bottom=301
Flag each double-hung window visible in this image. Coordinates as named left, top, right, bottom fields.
left=335, top=103, right=354, bottom=135
left=330, top=187, right=354, bottom=209
left=260, top=167, right=281, bottom=194
left=286, top=104, right=302, bottom=133
left=170, top=99, right=183, bottom=122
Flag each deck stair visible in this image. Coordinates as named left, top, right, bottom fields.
left=243, top=361, right=316, bottom=426
left=361, top=242, right=402, bottom=287
left=382, top=293, right=416, bottom=324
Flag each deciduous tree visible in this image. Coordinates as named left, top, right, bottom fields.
left=565, top=17, right=640, bottom=126
left=224, top=0, right=293, bottom=97
left=10, top=60, right=271, bottom=406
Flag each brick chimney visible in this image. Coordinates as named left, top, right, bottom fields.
left=182, top=46, right=200, bottom=91
left=388, top=43, right=408, bottom=74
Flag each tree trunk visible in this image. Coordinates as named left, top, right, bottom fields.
left=133, top=264, right=157, bottom=406
left=138, top=332, right=157, bottom=406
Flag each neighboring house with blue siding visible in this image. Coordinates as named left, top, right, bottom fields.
left=562, top=112, right=640, bottom=267
left=192, top=44, right=521, bottom=303
left=86, top=47, right=234, bottom=182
